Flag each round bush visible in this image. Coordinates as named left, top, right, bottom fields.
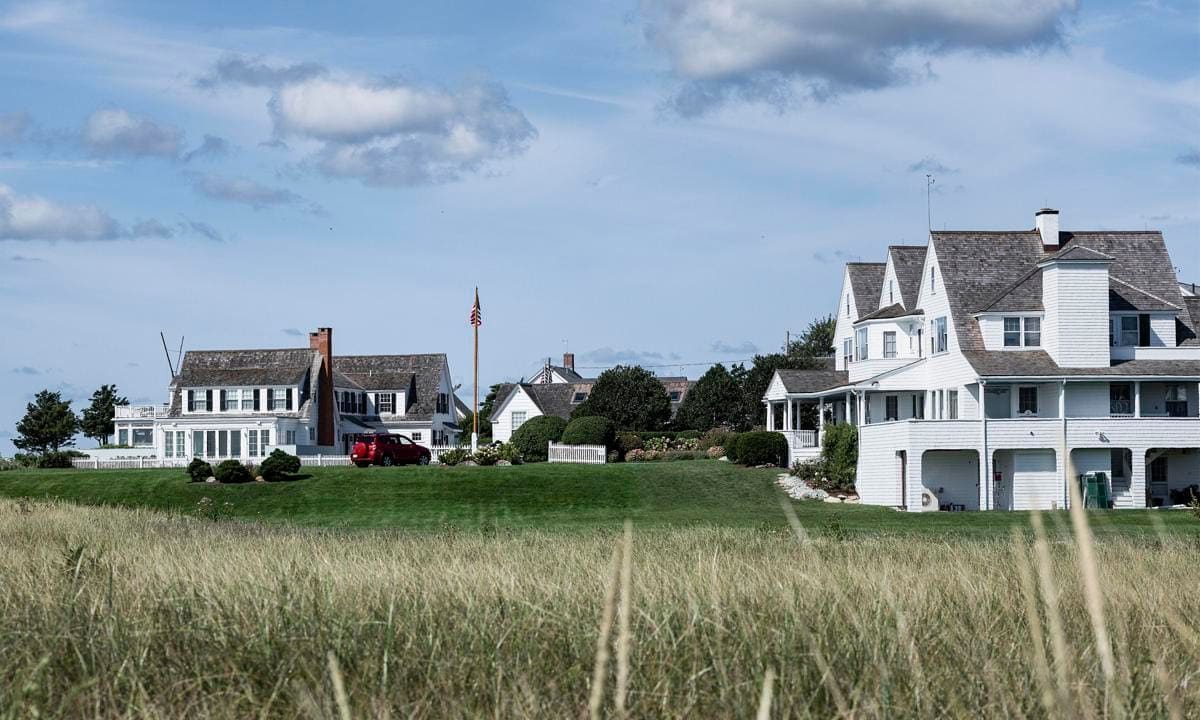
left=509, top=415, right=568, bottom=463
left=260, top=449, right=301, bottom=480
left=37, top=451, right=76, bottom=469
left=616, top=432, right=643, bottom=458
left=186, top=458, right=214, bottom=483
left=735, top=431, right=789, bottom=467
left=561, top=416, right=616, bottom=448
left=438, top=448, right=469, bottom=466
left=724, top=433, right=743, bottom=463
left=214, top=459, right=253, bottom=484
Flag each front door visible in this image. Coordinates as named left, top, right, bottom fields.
left=1149, top=456, right=1168, bottom=505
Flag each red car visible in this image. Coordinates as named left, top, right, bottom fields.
left=351, top=433, right=431, bottom=467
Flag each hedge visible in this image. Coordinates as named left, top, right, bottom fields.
left=510, top=415, right=568, bottom=463
left=260, top=449, right=301, bottom=480
left=734, top=431, right=789, bottom=467
left=214, top=459, right=253, bottom=484
left=186, top=458, right=214, bottom=483
left=561, top=416, right=616, bottom=448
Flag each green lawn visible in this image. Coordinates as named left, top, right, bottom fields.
left=0, top=460, right=1196, bottom=537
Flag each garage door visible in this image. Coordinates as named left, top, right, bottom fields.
left=1011, top=451, right=1058, bottom=510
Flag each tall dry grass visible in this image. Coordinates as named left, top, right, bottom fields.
left=0, top=499, right=1197, bottom=718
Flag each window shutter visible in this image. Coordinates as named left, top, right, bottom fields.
left=253, top=389, right=260, bottom=411
left=187, top=390, right=195, bottom=412
left=286, top=389, right=294, bottom=411
left=392, top=393, right=397, bottom=414
left=1138, top=314, right=1151, bottom=347
left=205, top=389, right=213, bottom=412
left=267, top=388, right=274, bottom=409
left=220, top=389, right=227, bottom=412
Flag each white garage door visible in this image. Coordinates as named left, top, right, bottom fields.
left=1011, top=451, right=1058, bottom=510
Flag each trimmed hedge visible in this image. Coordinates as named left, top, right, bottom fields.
left=186, top=458, right=214, bottom=483
left=260, top=449, right=301, bottom=480
left=735, top=431, right=789, bottom=467
left=214, top=459, right=253, bottom=484
left=510, top=415, right=568, bottom=463
left=724, top=433, right=743, bottom=463
left=561, top=416, right=616, bottom=448
left=615, top=432, right=643, bottom=459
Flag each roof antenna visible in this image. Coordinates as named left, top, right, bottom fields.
left=160, top=331, right=177, bottom=377
left=925, top=174, right=935, bottom=232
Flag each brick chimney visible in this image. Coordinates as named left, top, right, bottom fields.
left=1035, top=208, right=1060, bottom=248
left=309, top=327, right=335, bottom=447
left=563, top=352, right=575, bottom=372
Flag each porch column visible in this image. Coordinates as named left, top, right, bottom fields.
left=818, top=397, right=825, bottom=439
left=783, top=400, right=791, bottom=432
left=1130, top=448, right=1147, bottom=508
left=845, top=391, right=852, bottom=425
left=767, top=401, right=775, bottom=431
left=1134, top=381, right=1141, bottom=418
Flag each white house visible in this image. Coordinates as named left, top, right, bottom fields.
left=766, top=209, right=1200, bottom=511
left=110, top=327, right=462, bottom=460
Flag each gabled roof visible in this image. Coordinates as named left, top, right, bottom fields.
left=857, top=303, right=924, bottom=322
left=1040, top=244, right=1114, bottom=263
left=846, top=263, right=886, bottom=320
left=174, top=348, right=317, bottom=387
left=775, top=368, right=850, bottom=394
left=334, top=354, right=446, bottom=418
left=490, top=383, right=579, bottom=422
left=888, top=245, right=927, bottom=308
left=546, top=365, right=584, bottom=381
left=1109, top=276, right=1181, bottom=312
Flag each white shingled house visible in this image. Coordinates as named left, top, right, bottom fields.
left=110, top=327, right=462, bottom=460
left=765, top=209, right=1200, bottom=511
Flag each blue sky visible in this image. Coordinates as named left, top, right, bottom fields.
left=1, top=0, right=1197, bottom=452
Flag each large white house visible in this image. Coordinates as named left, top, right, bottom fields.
left=110, top=327, right=462, bottom=460
left=765, top=209, right=1200, bottom=511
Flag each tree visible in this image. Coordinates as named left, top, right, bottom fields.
left=571, top=365, right=672, bottom=431
left=80, top=384, right=128, bottom=446
left=788, top=315, right=835, bottom=358
left=14, top=390, right=79, bottom=454
left=732, top=352, right=829, bottom=430
left=674, top=363, right=742, bottom=431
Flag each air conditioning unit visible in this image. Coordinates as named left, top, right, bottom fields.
left=920, top=489, right=937, bottom=509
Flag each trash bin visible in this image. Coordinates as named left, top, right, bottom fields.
left=1078, top=471, right=1111, bottom=509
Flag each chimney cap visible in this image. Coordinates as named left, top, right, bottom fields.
left=1035, top=208, right=1059, bottom=216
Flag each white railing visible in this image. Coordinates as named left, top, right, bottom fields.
left=428, top=445, right=460, bottom=464
left=780, top=430, right=819, bottom=448
left=297, top=455, right=353, bottom=467
left=548, top=442, right=606, bottom=465
left=71, top=457, right=190, bottom=470
left=114, top=404, right=170, bottom=419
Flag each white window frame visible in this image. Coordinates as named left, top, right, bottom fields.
left=511, top=411, right=527, bottom=429
left=411, top=431, right=423, bottom=442
left=377, top=393, right=394, bottom=414
left=248, top=430, right=259, bottom=458
left=1018, top=386, right=1039, bottom=416
left=883, top=331, right=897, bottom=359
left=934, top=317, right=948, bottom=354
left=192, top=391, right=209, bottom=412
left=1003, top=317, right=1022, bottom=347
left=842, top=338, right=852, bottom=366
left=947, top=390, right=959, bottom=420
left=1114, top=315, right=1139, bottom=347
left=270, top=388, right=289, bottom=411
left=856, top=327, right=869, bottom=361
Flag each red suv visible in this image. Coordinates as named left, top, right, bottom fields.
left=351, top=434, right=431, bottom=467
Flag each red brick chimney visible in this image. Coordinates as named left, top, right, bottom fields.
left=563, top=352, right=575, bottom=372
left=309, top=327, right=335, bottom=447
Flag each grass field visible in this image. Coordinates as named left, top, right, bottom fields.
left=1, top=460, right=1197, bottom=537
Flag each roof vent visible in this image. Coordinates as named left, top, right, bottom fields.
left=1035, top=208, right=1059, bottom=247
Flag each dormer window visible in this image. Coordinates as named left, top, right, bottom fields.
left=269, top=388, right=291, bottom=411
left=669, top=390, right=682, bottom=402
left=572, top=391, right=589, bottom=404
left=377, top=393, right=394, bottom=414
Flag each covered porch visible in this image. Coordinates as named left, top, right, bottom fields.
left=766, top=393, right=853, bottom=461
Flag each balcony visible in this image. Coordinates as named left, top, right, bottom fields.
left=115, top=404, right=170, bottom=419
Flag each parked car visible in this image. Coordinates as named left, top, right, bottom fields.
left=351, top=433, right=431, bottom=467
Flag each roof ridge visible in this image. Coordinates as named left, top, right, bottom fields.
left=1110, top=276, right=1181, bottom=310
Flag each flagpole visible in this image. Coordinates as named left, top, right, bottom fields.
left=472, top=287, right=479, bottom=453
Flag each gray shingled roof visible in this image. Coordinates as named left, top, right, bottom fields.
left=858, top=303, right=924, bottom=322
left=1041, top=244, right=1114, bottom=263
left=1181, top=298, right=1200, bottom=346
left=1109, top=277, right=1181, bottom=312
left=547, top=365, right=584, bottom=381
left=490, top=383, right=580, bottom=422
left=174, top=348, right=318, bottom=387
left=968, top=351, right=1200, bottom=378
left=889, top=245, right=927, bottom=309
left=775, top=368, right=850, bottom=394
left=930, top=229, right=1198, bottom=373
left=334, top=354, right=446, bottom=416
left=846, top=263, right=886, bottom=320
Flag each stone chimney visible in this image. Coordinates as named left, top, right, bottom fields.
left=1035, top=208, right=1060, bottom=247
left=563, top=352, right=575, bottom=371
left=308, top=327, right=335, bottom=447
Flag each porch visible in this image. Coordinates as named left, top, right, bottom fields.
left=765, top=395, right=851, bottom=461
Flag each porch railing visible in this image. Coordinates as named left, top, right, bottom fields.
left=780, top=430, right=818, bottom=448
left=114, top=405, right=170, bottom=419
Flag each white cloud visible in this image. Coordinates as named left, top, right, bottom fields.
left=0, top=183, right=121, bottom=241
left=640, top=0, right=1079, bottom=115
left=187, top=172, right=317, bottom=212
left=82, top=108, right=184, bottom=159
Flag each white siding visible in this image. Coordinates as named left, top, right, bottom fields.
left=1150, top=314, right=1175, bottom=346
left=832, top=269, right=858, bottom=372
left=491, top=388, right=543, bottom=443
left=1065, top=383, right=1110, bottom=418
left=1010, top=450, right=1059, bottom=510
left=1042, top=262, right=1111, bottom=368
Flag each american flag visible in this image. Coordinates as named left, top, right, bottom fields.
left=469, top=288, right=482, bottom=327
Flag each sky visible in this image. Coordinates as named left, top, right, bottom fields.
left=0, top=0, right=1198, bottom=453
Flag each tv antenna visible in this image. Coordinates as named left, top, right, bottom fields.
left=925, top=174, right=935, bottom=232
left=160, top=332, right=183, bottom=378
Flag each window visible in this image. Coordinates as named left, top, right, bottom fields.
left=856, top=327, right=869, bottom=361
left=930, top=267, right=936, bottom=294
left=1118, top=316, right=1139, bottom=347
left=223, top=390, right=239, bottom=411
left=230, top=431, right=242, bottom=457
left=845, top=295, right=851, bottom=317
left=1166, top=384, right=1189, bottom=417
left=669, top=391, right=682, bottom=402
left=883, top=331, right=897, bottom=359
left=118, top=428, right=128, bottom=446
left=885, top=396, right=898, bottom=421
left=1003, top=317, right=1021, bottom=347
left=242, top=390, right=254, bottom=411
left=934, top=317, right=948, bottom=354
left=261, top=430, right=270, bottom=449
left=132, top=428, right=153, bottom=447
left=309, top=427, right=315, bottom=441
left=842, top=339, right=852, bottom=367
left=164, top=431, right=174, bottom=458
left=218, top=431, right=228, bottom=457
left=1151, top=457, right=1168, bottom=484
left=191, top=392, right=209, bottom=412
left=193, top=430, right=204, bottom=457
left=572, top=392, right=589, bottom=404
left=271, top=389, right=288, bottom=411
left=206, top=431, right=217, bottom=457
left=1018, top=386, right=1039, bottom=416
left=947, top=390, right=959, bottom=420
left=912, top=394, right=925, bottom=419
left=411, top=431, right=422, bottom=442
left=436, top=393, right=449, bottom=414
left=377, top=393, right=394, bottom=414
left=248, top=430, right=259, bottom=458
left=285, top=430, right=296, bottom=444
left=1109, top=384, right=1132, bottom=415
left=1023, top=317, right=1041, bottom=347
left=887, top=280, right=894, bottom=305
left=511, top=411, right=527, bottom=429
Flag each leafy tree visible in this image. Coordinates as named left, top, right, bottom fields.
left=571, top=365, right=672, bottom=431
left=787, top=315, right=835, bottom=358
left=675, top=363, right=741, bottom=431
left=14, top=390, right=79, bottom=454
left=80, top=384, right=129, bottom=446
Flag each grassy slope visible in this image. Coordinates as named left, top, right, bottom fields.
left=1, top=460, right=1196, bottom=537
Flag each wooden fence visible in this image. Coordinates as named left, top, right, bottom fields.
left=547, top=442, right=607, bottom=465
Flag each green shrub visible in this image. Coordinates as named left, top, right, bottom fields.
left=37, top=451, right=78, bottom=469
left=819, top=424, right=858, bottom=493
left=676, top=430, right=701, bottom=440
left=260, top=449, right=301, bottom=480
left=724, top=433, right=743, bottom=463
left=644, top=436, right=671, bottom=452
left=699, top=428, right=732, bottom=450
left=214, top=459, right=253, bottom=484
left=510, top=416, right=567, bottom=463
left=560, top=416, right=616, bottom=448
left=438, top=448, right=470, bottom=466
left=186, top=458, right=214, bottom=483
left=615, top=432, right=642, bottom=460
left=735, top=431, right=788, bottom=467
left=497, top=443, right=523, bottom=464
left=473, top=445, right=501, bottom=466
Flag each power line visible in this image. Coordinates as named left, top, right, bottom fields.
left=573, top=358, right=755, bottom=370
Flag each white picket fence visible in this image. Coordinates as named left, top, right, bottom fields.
left=72, top=457, right=191, bottom=470
left=547, top=442, right=607, bottom=465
